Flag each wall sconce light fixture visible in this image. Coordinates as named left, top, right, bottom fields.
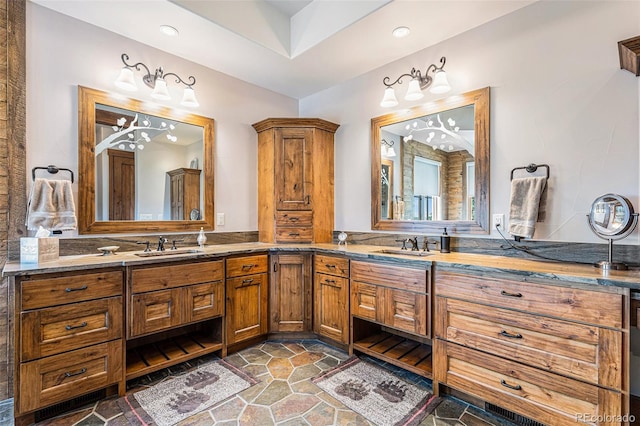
left=381, top=138, right=396, bottom=157
left=114, top=53, right=199, bottom=107
left=380, top=56, right=451, bottom=108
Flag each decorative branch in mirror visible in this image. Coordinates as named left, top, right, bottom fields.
left=371, top=87, right=490, bottom=234
left=78, top=86, right=215, bottom=234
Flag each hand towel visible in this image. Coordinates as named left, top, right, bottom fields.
left=508, top=176, right=547, bottom=239
left=26, top=178, right=77, bottom=231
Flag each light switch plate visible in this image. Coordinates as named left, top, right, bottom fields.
left=216, top=213, right=225, bottom=226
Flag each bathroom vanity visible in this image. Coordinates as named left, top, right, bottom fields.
left=4, top=243, right=639, bottom=426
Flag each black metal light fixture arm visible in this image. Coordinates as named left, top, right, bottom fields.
left=382, top=57, right=446, bottom=89
left=162, top=72, right=196, bottom=88
left=120, top=53, right=152, bottom=78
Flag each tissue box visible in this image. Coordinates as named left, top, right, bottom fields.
left=20, top=237, right=59, bottom=264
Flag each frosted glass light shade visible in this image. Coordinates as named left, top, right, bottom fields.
left=181, top=87, right=199, bottom=107
left=114, top=67, right=137, bottom=91
left=386, top=146, right=396, bottom=157
left=380, top=87, right=398, bottom=108
left=404, top=78, right=424, bottom=101
left=151, top=78, right=171, bottom=100
left=430, top=70, right=451, bottom=94
left=381, top=145, right=388, bottom=156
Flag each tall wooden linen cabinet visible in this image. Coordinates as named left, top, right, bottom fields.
left=253, top=118, right=339, bottom=243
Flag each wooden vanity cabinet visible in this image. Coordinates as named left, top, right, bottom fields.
left=13, top=269, right=125, bottom=419
left=270, top=253, right=312, bottom=333
left=350, top=260, right=433, bottom=378
left=434, top=270, right=629, bottom=425
left=314, top=254, right=350, bottom=345
left=126, top=260, right=224, bottom=380
left=226, top=254, right=269, bottom=346
left=253, top=118, right=339, bottom=243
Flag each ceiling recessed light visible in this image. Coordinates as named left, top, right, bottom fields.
left=160, top=25, right=179, bottom=37
left=392, top=26, right=410, bottom=38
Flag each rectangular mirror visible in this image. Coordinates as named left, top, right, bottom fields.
left=78, top=86, right=215, bottom=234
left=371, top=87, right=490, bottom=234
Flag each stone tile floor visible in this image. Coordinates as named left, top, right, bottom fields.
left=5, top=340, right=517, bottom=426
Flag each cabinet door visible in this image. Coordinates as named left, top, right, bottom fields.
left=270, top=254, right=312, bottom=332
left=275, top=128, right=313, bottom=211
left=385, top=289, right=428, bottom=337
left=314, top=273, right=349, bottom=344
left=226, top=273, right=268, bottom=345
left=130, top=288, right=181, bottom=337
left=185, top=281, right=224, bottom=323
left=351, top=281, right=384, bottom=323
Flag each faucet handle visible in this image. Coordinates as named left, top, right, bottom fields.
left=395, top=238, right=408, bottom=250
left=136, top=241, right=151, bottom=252
left=171, top=239, right=184, bottom=250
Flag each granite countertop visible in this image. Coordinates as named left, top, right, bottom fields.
left=4, top=242, right=640, bottom=290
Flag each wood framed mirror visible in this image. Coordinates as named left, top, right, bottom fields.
left=371, top=87, right=490, bottom=234
left=78, top=86, right=215, bottom=234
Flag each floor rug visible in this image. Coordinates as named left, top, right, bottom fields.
left=312, top=356, right=440, bottom=426
left=117, top=359, right=258, bottom=426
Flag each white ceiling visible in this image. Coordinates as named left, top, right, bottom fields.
left=31, top=0, right=535, bottom=99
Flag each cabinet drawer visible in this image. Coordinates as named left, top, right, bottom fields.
left=437, top=298, right=622, bottom=389
left=351, top=261, right=428, bottom=293
left=21, top=296, right=123, bottom=362
left=435, top=340, right=622, bottom=426
left=21, top=271, right=123, bottom=310
left=131, top=260, right=224, bottom=293
left=18, top=340, right=122, bottom=414
left=275, top=211, right=313, bottom=227
left=315, top=254, right=349, bottom=278
left=226, top=255, right=268, bottom=278
left=185, top=281, right=224, bottom=323
left=436, top=272, right=623, bottom=328
left=351, top=281, right=383, bottom=323
left=130, top=288, right=182, bottom=337
left=275, top=227, right=313, bottom=243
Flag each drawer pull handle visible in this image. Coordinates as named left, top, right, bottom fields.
left=324, top=279, right=336, bottom=284
left=242, top=278, right=254, bottom=284
left=65, top=285, right=88, bottom=292
left=499, top=330, right=523, bottom=339
left=305, top=195, right=310, bottom=204
left=500, top=379, right=522, bottom=391
left=325, top=264, right=336, bottom=269
left=289, top=232, right=300, bottom=237
left=500, top=290, right=522, bottom=298
left=288, top=217, right=299, bottom=222
left=241, top=264, right=256, bottom=270
left=65, top=368, right=87, bottom=378
left=65, top=322, right=88, bottom=331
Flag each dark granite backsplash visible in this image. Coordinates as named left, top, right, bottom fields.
left=7, top=230, right=639, bottom=268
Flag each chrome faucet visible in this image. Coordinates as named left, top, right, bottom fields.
left=408, top=237, right=419, bottom=251
left=157, top=236, right=168, bottom=251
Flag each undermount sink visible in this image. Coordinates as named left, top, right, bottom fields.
left=134, top=248, right=200, bottom=257
left=373, top=249, right=432, bottom=257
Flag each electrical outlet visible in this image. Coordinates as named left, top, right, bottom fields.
left=492, top=213, right=504, bottom=230
left=216, top=212, right=225, bottom=226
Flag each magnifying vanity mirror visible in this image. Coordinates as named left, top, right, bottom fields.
left=371, top=87, right=490, bottom=234
left=78, top=86, right=215, bottom=234
left=587, top=193, right=638, bottom=270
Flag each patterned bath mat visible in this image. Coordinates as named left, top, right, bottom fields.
left=312, top=356, right=440, bottom=426
left=117, top=359, right=258, bottom=426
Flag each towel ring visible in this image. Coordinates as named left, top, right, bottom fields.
left=510, top=163, right=550, bottom=181
left=32, top=165, right=74, bottom=183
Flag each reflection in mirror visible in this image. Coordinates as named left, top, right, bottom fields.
left=371, top=87, right=490, bottom=234
left=78, top=86, right=215, bottom=234
left=94, top=104, right=204, bottom=221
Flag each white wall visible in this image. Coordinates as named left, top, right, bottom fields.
left=300, top=1, right=640, bottom=244
left=26, top=2, right=298, bottom=236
